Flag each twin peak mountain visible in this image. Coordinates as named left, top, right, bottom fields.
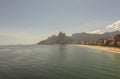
left=38, top=30, right=120, bottom=45
left=38, top=32, right=71, bottom=44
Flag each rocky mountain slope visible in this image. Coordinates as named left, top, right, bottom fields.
left=38, top=30, right=120, bottom=44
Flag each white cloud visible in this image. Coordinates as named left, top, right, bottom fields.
left=106, top=20, right=120, bottom=30
left=89, top=30, right=102, bottom=34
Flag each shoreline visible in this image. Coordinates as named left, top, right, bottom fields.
left=71, top=44, right=120, bottom=54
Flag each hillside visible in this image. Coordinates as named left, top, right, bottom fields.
left=38, top=30, right=120, bottom=44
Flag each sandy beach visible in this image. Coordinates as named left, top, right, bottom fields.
left=72, top=44, right=120, bottom=54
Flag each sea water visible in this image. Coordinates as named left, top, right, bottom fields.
left=0, top=45, right=120, bottom=79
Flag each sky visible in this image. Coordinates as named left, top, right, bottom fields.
left=0, top=0, right=120, bottom=45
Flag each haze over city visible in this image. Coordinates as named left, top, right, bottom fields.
left=0, top=0, right=120, bottom=45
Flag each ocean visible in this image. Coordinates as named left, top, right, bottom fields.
left=0, top=45, right=120, bottom=79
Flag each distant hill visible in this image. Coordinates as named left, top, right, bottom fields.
left=71, top=32, right=100, bottom=42
left=71, top=30, right=120, bottom=42
left=38, top=30, right=120, bottom=44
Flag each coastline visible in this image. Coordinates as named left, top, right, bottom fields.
left=71, top=44, right=120, bottom=54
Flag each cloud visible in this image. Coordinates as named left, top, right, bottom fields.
left=89, top=30, right=102, bottom=34
left=106, top=20, right=120, bottom=30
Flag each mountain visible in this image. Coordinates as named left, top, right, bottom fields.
left=71, top=32, right=100, bottom=42
left=38, top=30, right=120, bottom=45
left=71, top=30, right=120, bottom=42
left=38, top=32, right=72, bottom=44
left=101, top=30, right=120, bottom=39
